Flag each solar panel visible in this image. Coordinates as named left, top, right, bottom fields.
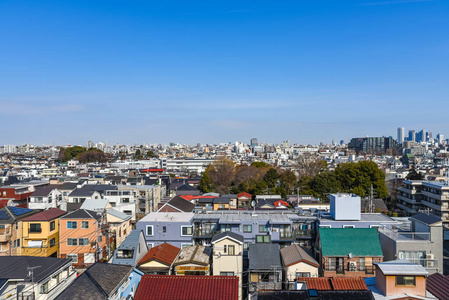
left=0, top=211, right=9, bottom=220
left=10, top=207, right=32, bottom=216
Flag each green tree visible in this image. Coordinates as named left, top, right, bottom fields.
left=263, top=168, right=279, bottom=188
left=134, top=149, right=143, bottom=160
left=308, top=171, right=341, bottom=202
left=279, top=169, right=297, bottom=194
left=199, top=165, right=214, bottom=193
left=146, top=150, right=155, bottom=157
left=251, top=161, right=269, bottom=168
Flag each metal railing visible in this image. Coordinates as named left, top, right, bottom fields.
left=193, top=228, right=219, bottom=237
left=279, top=229, right=313, bottom=240
left=378, top=226, right=431, bottom=242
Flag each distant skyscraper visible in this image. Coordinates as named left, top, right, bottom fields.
left=437, top=133, right=444, bottom=144
left=417, top=129, right=426, bottom=143
left=408, top=130, right=416, bottom=142
left=250, top=138, right=258, bottom=147
left=397, top=127, right=405, bottom=144
left=87, top=140, right=93, bottom=149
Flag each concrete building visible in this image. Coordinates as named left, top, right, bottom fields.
left=397, top=127, right=405, bottom=145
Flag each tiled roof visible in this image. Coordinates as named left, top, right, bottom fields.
left=31, top=184, right=61, bottom=197
left=297, top=277, right=332, bottom=290
left=319, top=228, right=383, bottom=257
left=248, top=244, right=281, bottom=270
left=60, top=209, right=101, bottom=220
left=21, top=208, right=67, bottom=221
left=237, top=192, right=251, bottom=199
left=138, top=243, right=180, bottom=266
left=164, top=196, right=195, bottom=212
left=411, top=213, right=442, bottom=225
left=427, top=273, right=449, bottom=300
left=134, top=275, right=239, bottom=300
left=330, top=278, right=368, bottom=291
left=280, top=244, right=319, bottom=267
left=173, top=244, right=211, bottom=266
left=211, top=232, right=244, bottom=244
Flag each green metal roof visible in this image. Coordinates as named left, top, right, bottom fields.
left=319, top=228, right=383, bottom=257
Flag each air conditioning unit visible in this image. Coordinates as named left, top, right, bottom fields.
left=427, top=260, right=435, bottom=268
left=348, top=261, right=357, bottom=272
left=426, top=254, right=434, bottom=260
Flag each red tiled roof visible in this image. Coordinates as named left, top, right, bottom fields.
left=330, top=277, right=368, bottom=291
left=237, top=192, right=251, bottom=199
left=427, top=273, right=449, bottom=300
left=138, top=243, right=180, bottom=266
left=297, top=277, right=332, bottom=290
left=134, top=275, right=239, bottom=300
left=274, top=200, right=289, bottom=207
left=21, top=208, right=67, bottom=221
left=180, top=195, right=216, bottom=201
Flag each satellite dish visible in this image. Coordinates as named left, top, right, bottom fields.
left=251, top=201, right=255, bottom=207
left=349, top=253, right=353, bottom=258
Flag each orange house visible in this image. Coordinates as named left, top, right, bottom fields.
left=59, top=209, right=108, bottom=269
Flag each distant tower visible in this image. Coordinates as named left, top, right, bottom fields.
left=250, top=138, right=258, bottom=147
left=397, top=127, right=405, bottom=145
left=408, top=130, right=416, bottom=142
left=87, top=140, right=93, bottom=149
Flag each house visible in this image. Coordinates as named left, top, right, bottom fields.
left=197, top=197, right=215, bottom=210
left=110, top=230, right=148, bottom=266
left=117, top=184, right=163, bottom=215
left=59, top=209, right=108, bottom=269
left=55, top=262, right=143, bottom=300
left=222, top=194, right=238, bottom=209
left=369, top=260, right=429, bottom=298
left=237, top=192, right=252, bottom=208
left=135, top=212, right=194, bottom=249
left=213, top=197, right=231, bottom=210
left=107, top=208, right=132, bottom=248
left=28, top=185, right=64, bottom=210
left=134, top=275, right=239, bottom=300
left=137, top=242, right=180, bottom=275
left=280, top=243, right=319, bottom=289
left=172, top=244, right=211, bottom=276
left=103, top=189, right=137, bottom=221
left=0, top=185, right=33, bottom=208
left=80, top=198, right=112, bottom=213
left=20, top=208, right=67, bottom=257
left=157, top=196, right=195, bottom=213
left=67, top=184, right=117, bottom=206
left=378, top=212, right=444, bottom=274
left=248, top=243, right=282, bottom=292
left=211, top=232, right=244, bottom=300
left=274, top=200, right=290, bottom=209
left=0, top=256, right=76, bottom=300
left=176, top=183, right=200, bottom=196
left=316, top=228, right=383, bottom=278
left=0, top=206, right=38, bottom=256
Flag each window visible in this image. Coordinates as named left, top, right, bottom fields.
left=359, top=257, right=366, bottom=271
left=163, top=226, right=166, bottom=233
left=146, top=225, right=154, bottom=236
left=50, top=221, right=55, bottom=231
left=343, top=225, right=355, bottom=228
left=30, top=223, right=42, bottom=233
left=319, top=225, right=331, bottom=228
left=122, top=198, right=130, bottom=203
left=328, top=257, right=336, bottom=271
left=67, top=221, right=77, bottom=229
left=220, top=272, right=235, bottom=276
left=296, top=272, right=311, bottom=278
left=67, top=238, right=78, bottom=246
left=259, top=225, right=268, bottom=233
left=81, top=221, right=89, bottom=229
left=67, top=253, right=78, bottom=263
left=243, top=225, right=252, bottom=233
left=228, top=245, right=235, bottom=255
left=117, top=249, right=134, bottom=259
left=256, top=235, right=271, bottom=243
left=40, top=282, right=49, bottom=294
left=244, top=242, right=250, bottom=250
left=50, top=238, right=55, bottom=247
left=396, top=276, right=416, bottom=286
left=14, top=239, right=20, bottom=248
left=146, top=243, right=154, bottom=249
left=181, top=226, right=193, bottom=236
left=79, top=238, right=89, bottom=246
left=124, top=210, right=132, bottom=215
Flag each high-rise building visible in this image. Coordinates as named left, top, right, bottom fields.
left=397, top=127, right=405, bottom=145
left=348, top=137, right=398, bottom=153
left=437, top=133, right=444, bottom=144
left=417, top=129, right=426, bottom=143
left=408, top=130, right=416, bottom=142
left=250, top=138, right=258, bottom=147
left=87, top=140, right=94, bottom=149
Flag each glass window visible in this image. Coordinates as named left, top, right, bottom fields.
left=163, top=226, right=166, bottom=233
left=67, top=238, right=78, bottom=246
left=256, top=235, right=271, bottom=243
left=396, top=276, right=416, bottom=286
left=67, top=254, right=78, bottom=263
left=50, top=221, right=55, bottom=231
left=181, top=226, right=193, bottom=236
left=220, top=272, right=234, bottom=276
left=259, top=225, right=268, bottom=233
left=40, top=282, right=49, bottom=294
left=79, top=238, right=89, bottom=246
left=30, top=223, right=42, bottom=233
left=243, top=225, right=252, bottom=233
left=296, top=272, right=311, bottom=278
left=67, top=221, right=77, bottom=229
left=146, top=225, right=153, bottom=236
left=359, top=257, right=366, bottom=271
left=50, top=238, right=55, bottom=247
left=82, top=221, right=89, bottom=229
left=228, top=245, right=235, bottom=255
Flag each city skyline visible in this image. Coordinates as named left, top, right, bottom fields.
left=1, top=0, right=448, bottom=145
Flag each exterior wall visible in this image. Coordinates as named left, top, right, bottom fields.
left=384, top=275, right=427, bottom=297
left=116, top=269, right=143, bottom=300
left=330, top=194, right=361, bottom=221
left=213, top=203, right=230, bottom=210
left=136, top=220, right=193, bottom=249
left=21, top=219, right=60, bottom=257
left=110, top=220, right=132, bottom=248
left=0, top=221, right=24, bottom=256
left=322, top=256, right=383, bottom=278
left=0, top=187, right=33, bottom=201
left=285, top=262, right=319, bottom=281
left=59, top=218, right=107, bottom=268
left=213, top=238, right=243, bottom=300
left=29, top=190, right=63, bottom=210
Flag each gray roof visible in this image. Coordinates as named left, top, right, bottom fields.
left=31, top=184, right=60, bottom=197
left=164, top=196, right=195, bottom=212
left=69, top=185, right=117, bottom=197
left=211, top=232, right=244, bottom=244
left=107, top=208, right=131, bottom=221
left=112, top=230, right=147, bottom=266
left=59, top=182, right=78, bottom=191
left=411, top=213, right=442, bottom=225
left=213, top=197, right=230, bottom=204
left=375, top=260, right=429, bottom=276
left=0, top=256, right=72, bottom=283
left=80, top=199, right=109, bottom=211
left=280, top=244, right=319, bottom=267
left=60, top=209, right=101, bottom=221
left=248, top=244, right=281, bottom=270
left=55, top=263, right=133, bottom=300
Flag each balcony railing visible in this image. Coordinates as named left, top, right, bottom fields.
left=378, top=226, right=431, bottom=242
left=406, top=258, right=438, bottom=269
left=193, top=228, right=219, bottom=237
left=279, top=229, right=313, bottom=240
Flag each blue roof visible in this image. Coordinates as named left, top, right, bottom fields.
left=9, top=207, right=32, bottom=216
left=0, top=211, right=9, bottom=220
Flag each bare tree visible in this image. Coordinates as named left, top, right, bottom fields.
left=292, top=153, right=327, bottom=179
left=208, top=156, right=235, bottom=194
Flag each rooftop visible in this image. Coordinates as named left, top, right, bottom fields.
left=138, top=212, right=194, bottom=223
left=375, top=260, right=428, bottom=276
left=173, top=244, right=211, bottom=266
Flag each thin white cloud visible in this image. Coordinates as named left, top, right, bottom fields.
left=1, top=103, right=84, bottom=116
left=361, top=0, right=434, bottom=6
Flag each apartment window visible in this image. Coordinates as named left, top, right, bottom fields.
left=396, top=276, right=416, bottom=286
left=243, top=225, right=252, bottom=233
left=228, top=245, right=235, bottom=255
left=40, top=282, right=49, bottom=294
left=163, top=226, right=166, bottom=233
left=30, top=223, right=42, bottom=233
left=67, top=221, right=77, bottom=229
left=220, top=272, right=235, bottom=276
left=50, top=238, right=55, bottom=247
left=296, top=272, right=311, bottom=278
left=359, top=257, right=366, bottom=271
left=256, top=235, right=271, bottom=243
left=181, top=226, right=193, bottom=236
left=243, top=242, right=251, bottom=250
left=319, top=225, right=331, bottom=228
left=79, top=238, right=89, bottom=246
left=67, top=238, right=78, bottom=246
left=67, top=254, right=78, bottom=263
left=146, top=225, right=154, bottom=236
left=146, top=243, right=154, bottom=249
left=122, top=198, right=130, bottom=203
left=343, top=225, right=355, bottom=228
left=81, top=221, right=89, bottom=229
left=259, top=225, right=268, bottom=233
left=117, top=250, right=134, bottom=259
left=14, top=239, right=20, bottom=248
left=50, top=221, right=55, bottom=231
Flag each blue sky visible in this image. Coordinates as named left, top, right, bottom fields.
left=1, top=0, right=448, bottom=146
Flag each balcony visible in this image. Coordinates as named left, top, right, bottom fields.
left=421, top=191, right=449, bottom=202
left=378, top=226, right=431, bottom=242
left=397, top=203, right=419, bottom=214
left=279, top=229, right=313, bottom=240
left=193, top=228, right=219, bottom=237
left=405, top=258, right=439, bottom=270
left=0, top=227, right=12, bottom=242
left=421, top=200, right=443, bottom=212
left=396, top=194, right=420, bottom=205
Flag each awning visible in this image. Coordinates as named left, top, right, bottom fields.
left=27, top=241, right=43, bottom=248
